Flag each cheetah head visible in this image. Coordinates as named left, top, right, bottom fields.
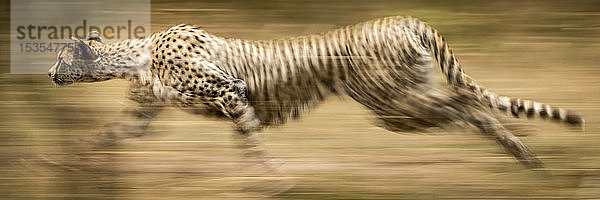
left=48, top=32, right=106, bottom=85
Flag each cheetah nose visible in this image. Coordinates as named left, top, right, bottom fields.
left=48, top=63, right=58, bottom=78
left=48, top=70, right=56, bottom=78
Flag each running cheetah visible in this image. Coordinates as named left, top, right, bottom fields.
left=48, top=16, right=583, bottom=168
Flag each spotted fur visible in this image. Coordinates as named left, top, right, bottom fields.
left=49, top=16, right=584, bottom=168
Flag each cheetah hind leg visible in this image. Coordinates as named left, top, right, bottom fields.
left=418, top=93, right=544, bottom=169
left=410, top=94, right=543, bottom=168
left=450, top=92, right=543, bottom=168
left=468, top=112, right=543, bottom=168
left=348, top=87, right=543, bottom=168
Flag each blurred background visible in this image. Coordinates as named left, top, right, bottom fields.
left=1, top=0, right=600, bottom=199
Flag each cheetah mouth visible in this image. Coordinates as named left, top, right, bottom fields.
left=52, top=76, right=74, bottom=85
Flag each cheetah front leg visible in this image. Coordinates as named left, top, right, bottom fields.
left=205, top=77, right=264, bottom=157
left=88, top=85, right=163, bottom=146
left=205, top=77, right=286, bottom=188
left=179, top=70, right=272, bottom=170
left=173, top=67, right=261, bottom=134
left=227, top=79, right=262, bottom=134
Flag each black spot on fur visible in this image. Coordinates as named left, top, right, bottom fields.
left=552, top=109, right=562, bottom=120
left=526, top=108, right=535, bottom=118
left=539, top=107, right=549, bottom=118
left=498, top=104, right=507, bottom=111
left=510, top=99, right=519, bottom=117
left=566, top=114, right=583, bottom=125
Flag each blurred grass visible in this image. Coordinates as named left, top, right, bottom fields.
left=2, top=0, right=600, bottom=199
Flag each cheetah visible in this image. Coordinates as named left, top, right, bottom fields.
left=49, top=16, right=584, bottom=168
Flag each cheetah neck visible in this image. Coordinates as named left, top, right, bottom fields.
left=90, top=34, right=159, bottom=84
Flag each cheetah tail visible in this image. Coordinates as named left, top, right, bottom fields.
left=410, top=18, right=585, bottom=128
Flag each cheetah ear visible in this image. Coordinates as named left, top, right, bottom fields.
left=75, top=39, right=96, bottom=60
left=87, top=31, right=102, bottom=43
